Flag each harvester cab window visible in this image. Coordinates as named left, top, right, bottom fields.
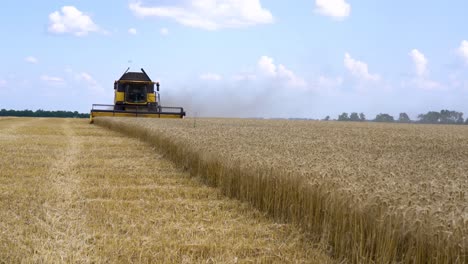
left=125, top=84, right=147, bottom=103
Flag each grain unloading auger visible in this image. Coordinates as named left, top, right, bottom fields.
left=90, top=68, right=185, bottom=123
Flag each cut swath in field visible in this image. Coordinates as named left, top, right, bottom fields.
left=0, top=118, right=332, bottom=263
left=95, top=117, right=468, bottom=263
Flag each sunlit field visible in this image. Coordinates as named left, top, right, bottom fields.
left=0, top=118, right=332, bottom=263
left=96, top=117, right=468, bottom=263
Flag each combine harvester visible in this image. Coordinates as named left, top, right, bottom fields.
left=90, top=68, right=185, bottom=123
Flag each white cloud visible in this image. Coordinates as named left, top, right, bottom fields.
left=40, top=75, right=65, bottom=84
left=200, top=73, right=222, bottom=81
left=409, top=49, right=427, bottom=76
left=344, top=53, right=380, bottom=81
left=76, top=72, right=104, bottom=93
left=458, top=40, right=468, bottom=64
left=128, top=28, right=137, bottom=35
left=258, top=56, right=277, bottom=76
left=0, top=79, right=6, bottom=87
left=129, top=0, right=274, bottom=30
left=160, top=27, right=169, bottom=35
left=25, top=56, right=39, bottom=64
left=315, top=0, right=351, bottom=19
left=257, top=56, right=306, bottom=87
left=48, top=6, right=99, bottom=36
left=277, top=64, right=306, bottom=87
left=406, top=49, right=442, bottom=90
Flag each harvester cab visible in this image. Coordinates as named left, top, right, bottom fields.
left=90, top=68, right=185, bottom=123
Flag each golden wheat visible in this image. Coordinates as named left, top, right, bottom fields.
left=95, top=117, right=468, bottom=263
left=0, top=118, right=332, bottom=263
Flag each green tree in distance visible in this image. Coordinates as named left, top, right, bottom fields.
left=359, top=113, right=366, bottom=121
left=0, top=109, right=89, bottom=118
left=338, top=112, right=349, bottom=121
left=374, top=113, right=395, bottom=123
left=398, top=113, right=411, bottom=123
left=349, top=112, right=360, bottom=121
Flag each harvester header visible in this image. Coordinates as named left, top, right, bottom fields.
left=90, top=68, right=185, bottom=123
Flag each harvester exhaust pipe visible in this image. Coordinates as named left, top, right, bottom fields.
left=119, top=67, right=131, bottom=80
left=141, top=68, right=151, bottom=81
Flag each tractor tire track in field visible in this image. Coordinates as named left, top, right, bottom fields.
left=37, top=119, right=90, bottom=262
left=0, top=118, right=91, bottom=262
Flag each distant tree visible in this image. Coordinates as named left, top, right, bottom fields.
left=398, top=113, right=411, bottom=123
left=416, top=110, right=466, bottom=124
left=0, top=109, right=89, bottom=118
left=349, top=112, right=360, bottom=122
left=418, top=111, right=441, bottom=124
left=374, top=113, right=395, bottom=123
left=338, top=112, right=349, bottom=121
left=359, top=113, right=366, bottom=121
left=323, top=115, right=330, bottom=121
left=438, top=110, right=463, bottom=124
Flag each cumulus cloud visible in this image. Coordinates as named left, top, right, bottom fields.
left=406, top=49, right=442, bottom=90
left=48, top=6, right=99, bottom=36
left=40, top=75, right=65, bottom=84
left=160, top=27, right=169, bottom=35
left=257, top=56, right=306, bottom=87
left=315, top=0, right=351, bottom=19
left=344, top=53, right=380, bottom=81
left=200, top=73, right=222, bottom=81
left=458, top=40, right=468, bottom=64
left=128, top=28, right=137, bottom=35
left=129, top=0, right=274, bottom=30
left=409, top=49, right=427, bottom=76
left=76, top=72, right=104, bottom=93
left=277, top=65, right=306, bottom=87
left=257, top=56, right=277, bottom=76
left=25, top=56, right=39, bottom=64
left=0, top=79, right=6, bottom=87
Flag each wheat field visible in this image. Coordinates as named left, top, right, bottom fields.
left=0, top=117, right=333, bottom=263
left=95, top=117, right=468, bottom=263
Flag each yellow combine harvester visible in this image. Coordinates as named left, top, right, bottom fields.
left=90, top=68, right=185, bottom=123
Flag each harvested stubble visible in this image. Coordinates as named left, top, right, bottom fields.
left=0, top=117, right=333, bottom=263
left=95, top=117, right=468, bottom=263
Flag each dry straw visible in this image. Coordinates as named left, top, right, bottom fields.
left=0, top=118, right=332, bottom=263
left=95, top=117, right=468, bottom=263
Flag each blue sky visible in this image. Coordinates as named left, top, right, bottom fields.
left=1, top=0, right=468, bottom=119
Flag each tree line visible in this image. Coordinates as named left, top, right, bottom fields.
left=325, top=110, right=468, bottom=125
left=0, top=109, right=90, bottom=118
